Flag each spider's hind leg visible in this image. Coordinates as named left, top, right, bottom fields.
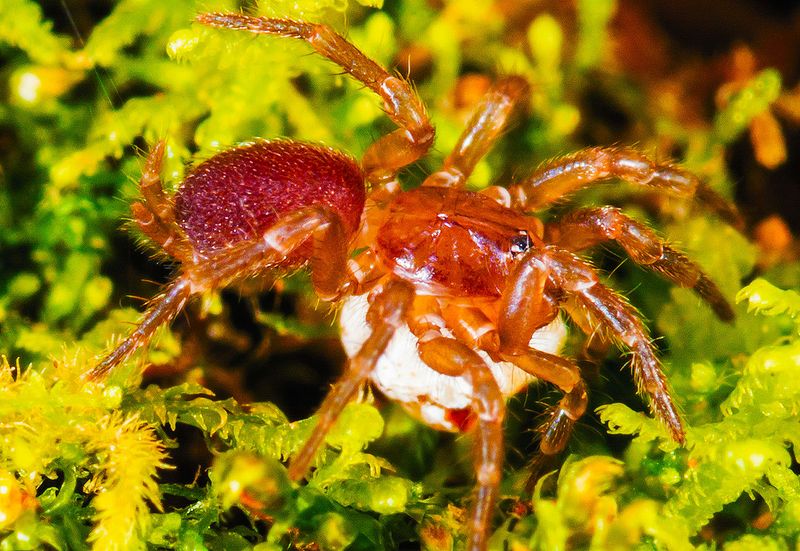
left=88, top=278, right=192, bottom=380
left=91, top=207, right=354, bottom=380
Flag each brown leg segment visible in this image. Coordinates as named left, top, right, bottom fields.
left=88, top=278, right=192, bottom=380
left=308, top=212, right=353, bottom=301
left=415, top=335, right=505, bottom=551
left=131, top=142, right=193, bottom=262
left=498, top=349, right=588, bottom=488
left=437, top=296, right=586, bottom=460
left=194, top=207, right=353, bottom=296
left=533, top=378, right=588, bottom=455
left=547, top=206, right=734, bottom=321
left=424, top=76, right=529, bottom=188
left=195, top=13, right=435, bottom=184
left=287, top=280, right=414, bottom=479
left=439, top=304, right=501, bottom=354
left=572, top=281, right=684, bottom=443
left=435, top=300, right=588, bottom=491
left=470, top=396, right=504, bottom=551
left=497, top=253, right=558, bottom=352
left=138, top=141, right=173, bottom=227
left=91, top=207, right=354, bottom=379
left=508, top=146, right=742, bottom=228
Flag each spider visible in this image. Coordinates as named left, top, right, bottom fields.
left=88, top=12, right=742, bottom=551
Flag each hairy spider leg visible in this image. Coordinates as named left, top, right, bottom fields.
left=413, top=333, right=505, bottom=551
left=90, top=207, right=352, bottom=379
left=445, top=301, right=590, bottom=472
left=424, top=75, right=530, bottom=188
left=507, top=146, right=743, bottom=229
left=500, top=350, right=588, bottom=450
left=89, top=279, right=192, bottom=380
left=197, top=207, right=353, bottom=297
left=287, top=280, right=415, bottom=479
left=547, top=206, right=735, bottom=320
left=130, top=141, right=194, bottom=263
left=512, top=246, right=685, bottom=443
left=195, top=13, right=435, bottom=184
left=501, top=349, right=589, bottom=491
left=439, top=303, right=502, bottom=353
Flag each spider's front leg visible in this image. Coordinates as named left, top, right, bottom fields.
left=415, top=299, right=588, bottom=548
left=196, top=13, right=435, bottom=184
left=508, top=147, right=743, bottom=228
left=90, top=207, right=353, bottom=379
left=506, top=348, right=589, bottom=489
left=547, top=206, right=735, bottom=321
left=422, top=304, right=587, bottom=514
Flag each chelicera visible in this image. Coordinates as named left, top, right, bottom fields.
left=89, top=12, right=742, bottom=550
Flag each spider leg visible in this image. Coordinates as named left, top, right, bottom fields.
left=196, top=13, right=435, bottom=184
left=507, top=147, right=743, bottom=228
left=90, top=207, right=353, bottom=379
left=436, top=302, right=589, bottom=492
left=493, top=266, right=593, bottom=484
left=288, top=280, right=414, bottom=479
left=424, top=76, right=529, bottom=188
left=88, top=278, right=192, bottom=380
left=512, top=246, right=685, bottom=443
left=308, top=211, right=353, bottom=301
left=504, top=352, right=588, bottom=447
left=138, top=141, right=174, bottom=227
left=497, top=253, right=559, bottom=352
left=192, top=207, right=354, bottom=299
left=131, top=141, right=193, bottom=262
left=346, top=248, right=384, bottom=294
left=547, top=206, right=734, bottom=321
left=414, top=334, right=505, bottom=551
left=499, top=350, right=588, bottom=489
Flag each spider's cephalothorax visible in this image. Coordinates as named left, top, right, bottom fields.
left=89, top=12, right=742, bottom=551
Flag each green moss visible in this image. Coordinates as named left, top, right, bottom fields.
left=0, top=1, right=798, bottom=549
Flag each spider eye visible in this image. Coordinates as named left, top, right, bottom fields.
left=510, top=233, right=533, bottom=255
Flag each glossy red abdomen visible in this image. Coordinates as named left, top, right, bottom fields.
left=175, top=141, right=366, bottom=254
left=376, top=187, right=533, bottom=297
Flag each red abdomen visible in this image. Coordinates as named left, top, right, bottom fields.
left=376, top=187, right=533, bottom=297
left=175, top=141, right=366, bottom=254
